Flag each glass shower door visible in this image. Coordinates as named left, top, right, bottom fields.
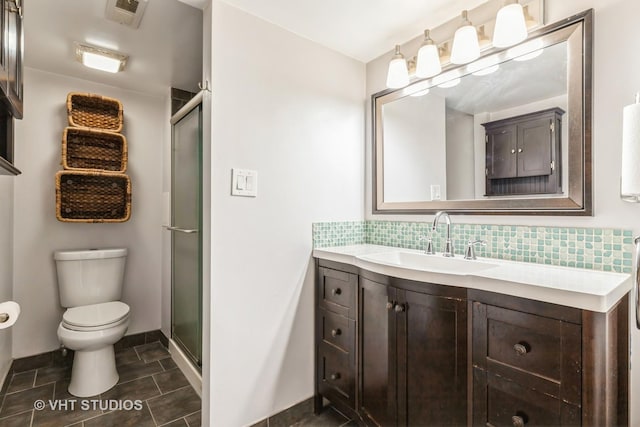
left=170, top=97, right=203, bottom=369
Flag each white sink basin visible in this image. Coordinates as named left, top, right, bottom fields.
left=358, top=250, right=499, bottom=275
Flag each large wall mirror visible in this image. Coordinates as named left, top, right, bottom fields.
left=373, top=9, right=592, bottom=215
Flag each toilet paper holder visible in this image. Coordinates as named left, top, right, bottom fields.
left=0, top=313, right=9, bottom=323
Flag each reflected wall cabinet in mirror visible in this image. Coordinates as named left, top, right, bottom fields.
left=372, top=9, right=592, bottom=215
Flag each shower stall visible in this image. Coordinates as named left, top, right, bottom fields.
left=168, top=91, right=204, bottom=371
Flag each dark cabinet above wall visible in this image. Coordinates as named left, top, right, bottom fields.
left=483, top=107, right=564, bottom=196
left=0, top=0, right=23, bottom=175
left=0, top=0, right=23, bottom=118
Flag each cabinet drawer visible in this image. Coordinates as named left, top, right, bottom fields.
left=473, top=303, right=581, bottom=404
left=473, top=369, right=580, bottom=427
left=319, top=309, right=354, bottom=354
left=317, top=343, right=355, bottom=407
left=318, top=267, right=356, bottom=318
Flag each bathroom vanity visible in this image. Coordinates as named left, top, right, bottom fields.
left=313, top=245, right=631, bottom=426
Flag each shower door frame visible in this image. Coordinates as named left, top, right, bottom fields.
left=169, top=90, right=204, bottom=370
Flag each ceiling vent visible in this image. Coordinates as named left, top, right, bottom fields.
left=105, top=0, right=149, bottom=29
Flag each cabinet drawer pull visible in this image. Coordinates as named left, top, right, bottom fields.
left=330, top=373, right=341, bottom=381
left=386, top=301, right=394, bottom=310
left=512, top=415, right=526, bottom=427
left=513, top=342, right=530, bottom=356
left=394, top=303, right=406, bottom=313
left=331, top=288, right=342, bottom=296
left=331, top=328, right=342, bottom=337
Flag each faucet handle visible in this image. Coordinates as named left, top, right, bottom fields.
left=464, top=239, right=487, bottom=260
left=418, top=234, right=436, bottom=255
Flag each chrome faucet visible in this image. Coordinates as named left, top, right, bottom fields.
left=432, top=211, right=454, bottom=257
left=464, top=239, right=487, bottom=260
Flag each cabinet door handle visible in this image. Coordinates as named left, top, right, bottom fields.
left=331, top=288, right=342, bottom=296
left=394, top=303, right=405, bottom=313
left=512, top=415, right=526, bottom=427
left=518, top=148, right=523, bottom=153
left=330, top=373, right=341, bottom=381
left=330, top=328, right=341, bottom=337
left=511, top=149, right=515, bottom=154
left=386, top=301, right=395, bottom=310
left=513, top=342, right=529, bottom=356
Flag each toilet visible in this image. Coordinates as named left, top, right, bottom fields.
left=54, top=248, right=130, bottom=397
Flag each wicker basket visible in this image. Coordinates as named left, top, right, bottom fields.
left=56, top=171, right=131, bottom=223
left=62, top=127, right=127, bottom=173
left=67, top=92, right=123, bottom=132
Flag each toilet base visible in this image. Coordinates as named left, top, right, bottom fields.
left=68, top=345, right=119, bottom=397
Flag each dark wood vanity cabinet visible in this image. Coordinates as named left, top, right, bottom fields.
left=484, top=108, right=564, bottom=196
left=360, top=277, right=467, bottom=426
left=314, top=259, right=629, bottom=426
left=315, top=265, right=358, bottom=416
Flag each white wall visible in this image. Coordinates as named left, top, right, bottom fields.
left=383, top=94, right=446, bottom=202
left=366, top=0, right=640, bottom=424
left=12, top=68, right=165, bottom=358
left=0, top=177, right=14, bottom=384
left=446, top=107, right=475, bottom=200
left=208, top=2, right=365, bottom=425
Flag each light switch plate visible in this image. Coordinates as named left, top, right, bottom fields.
left=231, top=168, right=258, bottom=197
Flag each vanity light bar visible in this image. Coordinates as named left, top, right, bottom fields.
left=385, top=0, right=544, bottom=89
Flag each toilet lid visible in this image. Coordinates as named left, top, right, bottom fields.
left=63, top=301, right=130, bottom=328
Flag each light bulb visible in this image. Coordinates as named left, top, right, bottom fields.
left=386, top=45, right=409, bottom=89
left=450, top=11, right=480, bottom=65
left=415, top=30, right=441, bottom=78
left=493, top=1, right=528, bottom=48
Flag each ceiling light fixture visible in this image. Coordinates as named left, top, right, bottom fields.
left=415, top=30, right=441, bottom=79
left=450, top=10, right=480, bottom=65
left=75, top=43, right=128, bottom=73
left=386, top=45, right=410, bottom=89
left=493, top=0, right=528, bottom=48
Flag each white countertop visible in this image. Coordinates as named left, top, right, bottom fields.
left=313, top=244, right=633, bottom=313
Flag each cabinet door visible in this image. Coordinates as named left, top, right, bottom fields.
left=396, top=289, right=467, bottom=426
left=517, top=117, right=552, bottom=177
left=486, top=125, right=517, bottom=179
left=359, top=277, right=396, bottom=426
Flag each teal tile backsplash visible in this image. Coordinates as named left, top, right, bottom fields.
left=312, top=221, right=634, bottom=274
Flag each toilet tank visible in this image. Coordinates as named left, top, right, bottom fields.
left=54, top=248, right=128, bottom=308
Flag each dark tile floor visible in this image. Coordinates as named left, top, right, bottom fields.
left=291, top=406, right=355, bottom=427
left=0, top=342, right=201, bottom=427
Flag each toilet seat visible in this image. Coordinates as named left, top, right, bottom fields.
left=62, top=301, right=130, bottom=332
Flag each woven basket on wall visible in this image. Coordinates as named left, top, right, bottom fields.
left=55, top=171, right=131, bottom=223
left=67, top=92, right=124, bottom=132
left=62, top=127, right=128, bottom=173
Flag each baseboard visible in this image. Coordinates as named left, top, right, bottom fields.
left=169, top=338, right=202, bottom=398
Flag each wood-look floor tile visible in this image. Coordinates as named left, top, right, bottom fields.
left=185, top=410, right=201, bottom=427
left=159, top=357, right=177, bottom=371
left=116, top=347, right=141, bottom=367
left=292, top=407, right=350, bottom=427
left=0, top=383, right=54, bottom=418
left=83, top=402, right=155, bottom=427
left=117, top=360, right=163, bottom=384
left=102, top=376, right=160, bottom=402
left=147, top=386, right=201, bottom=425
left=0, top=410, right=33, bottom=426
left=32, top=400, right=102, bottom=427
left=34, top=365, right=71, bottom=386
left=160, top=418, right=189, bottom=426
left=152, top=369, right=189, bottom=394
left=134, top=342, right=170, bottom=363
left=6, top=371, right=36, bottom=393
